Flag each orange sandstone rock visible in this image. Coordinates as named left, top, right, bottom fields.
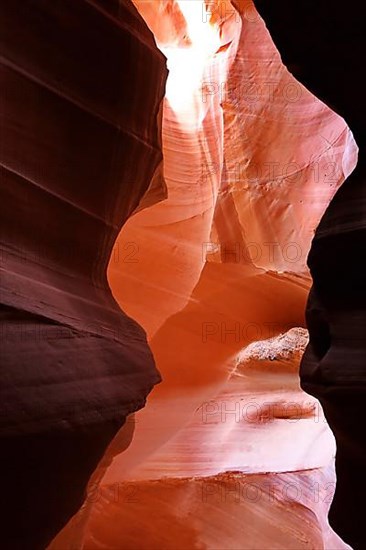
left=50, top=2, right=357, bottom=549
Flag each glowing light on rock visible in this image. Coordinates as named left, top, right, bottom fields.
left=176, top=0, right=220, bottom=52
left=162, top=0, right=222, bottom=112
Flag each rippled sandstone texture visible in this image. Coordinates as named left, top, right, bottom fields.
left=50, top=1, right=359, bottom=549
left=0, top=0, right=166, bottom=548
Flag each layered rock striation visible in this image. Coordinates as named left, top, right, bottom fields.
left=1, top=0, right=363, bottom=548
left=0, top=0, right=166, bottom=547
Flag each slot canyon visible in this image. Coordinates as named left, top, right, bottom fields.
left=0, top=1, right=365, bottom=549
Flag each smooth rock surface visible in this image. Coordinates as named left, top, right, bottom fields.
left=0, top=0, right=166, bottom=547
left=251, top=1, right=366, bottom=547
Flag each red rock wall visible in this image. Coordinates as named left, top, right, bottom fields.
left=0, top=0, right=167, bottom=547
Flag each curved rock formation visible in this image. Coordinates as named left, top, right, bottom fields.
left=0, top=0, right=166, bottom=547
left=105, top=0, right=355, bottom=477
left=54, top=330, right=348, bottom=550
left=251, top=2, right=366, bottom=547
left=80, top=467, right=347, bottom=550
left=49, top=1, right=358, bottom=549
left=2, top=0, right=363, bottom=548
